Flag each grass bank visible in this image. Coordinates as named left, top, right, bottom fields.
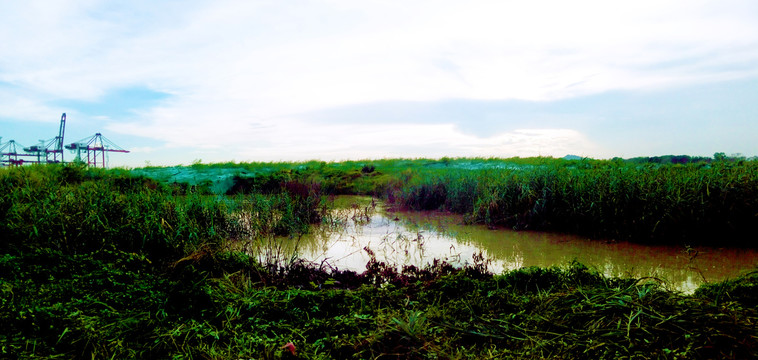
left=3, top=246, right=757, bottom=358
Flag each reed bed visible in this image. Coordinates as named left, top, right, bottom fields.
left=389, top=159, right=758, bottom=246
left=176, top=156, right=758, bottom=246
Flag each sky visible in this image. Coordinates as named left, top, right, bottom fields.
left=1, top=0, right=757, bottom=168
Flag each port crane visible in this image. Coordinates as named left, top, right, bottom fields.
left=22, top=113, right=67, bottom=164
left=0, top=139, right=32, bottom=166
left=2, top=113, right=129, bottom=167
left=65, top=132, right=130, bottom=168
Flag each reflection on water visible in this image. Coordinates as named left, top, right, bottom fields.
left=274, top=196, right=758, bottom=293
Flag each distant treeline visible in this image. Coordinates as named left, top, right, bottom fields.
left=618, top=152, right=753, bottom=165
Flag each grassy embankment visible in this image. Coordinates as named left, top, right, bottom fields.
left=1, top=160, right=757, bottom=358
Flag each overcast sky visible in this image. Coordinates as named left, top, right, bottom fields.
left=1, top=0, right=757, bottom=167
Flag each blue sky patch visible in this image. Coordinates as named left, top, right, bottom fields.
left=58, top=86, right=170, bottom=118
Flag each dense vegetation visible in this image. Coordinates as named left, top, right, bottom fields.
left=160, top=156, right=758, bottom=246
left=389, top=158, right=758, bottom=246
left=2, top=160, right=757, bottom=358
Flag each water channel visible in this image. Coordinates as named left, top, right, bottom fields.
left=267, top=196, right=758, bottom=294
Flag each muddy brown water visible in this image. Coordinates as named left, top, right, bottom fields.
left=266, top=196, right=758, bottom=293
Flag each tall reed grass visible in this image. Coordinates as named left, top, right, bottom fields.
left=0, top=164, right=326, bottom=260
left=144, top=156, right=758, bottom=246
left=389, top=159, right=758, bottom=246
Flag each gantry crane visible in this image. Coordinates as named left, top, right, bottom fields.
left=2, top=113, right=129, bottom=167
left=65, top=132, right=130, bottom=168
left=22, top=113, right=67, bottom=164
left=0, top=139, right=32, bottom=166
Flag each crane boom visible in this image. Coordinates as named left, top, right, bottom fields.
left=58, top=113, right=66, bottom=147
left=55, top=113, right=66, bottom=163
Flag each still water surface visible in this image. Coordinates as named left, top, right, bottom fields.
left=274, top=197, right=758, bottom=293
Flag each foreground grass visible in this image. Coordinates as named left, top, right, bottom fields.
left=2, top=248, right=756, bottom=359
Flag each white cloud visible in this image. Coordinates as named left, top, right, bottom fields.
left=0, top=87, right=61, bottom=123
left=189, top=117, right=600, bottom=161
left=127, top=146, right=158, bottom=154
left=2, top=0, right=757, bottom=163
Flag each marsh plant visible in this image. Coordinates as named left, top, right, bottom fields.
left=388, top=159, right=758, bottom=246
left=152, top=156, right=758, bottom=247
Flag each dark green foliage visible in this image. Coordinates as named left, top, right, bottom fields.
left=227, top=170, right=294, bottom=195
left=193, top=156, right=758, bottom=247
left=1, top=165, right=213, bottom=259
left=360, top=164, right=375, bottom=173
left=0, top=247, right=168, bottom=358
left=386, top=159, right=758, bottom=246
left=3, top=160, right=758, bottom=359
left=0, top=164, right=326, bottom=259
left=7, top=243, right=757, bottom=359
left=694, top=270, right=758, bottom=307
left=400, top=182, right=448, bottom=210
left=624, top=154, right=712, bottom=164
left=0, top=164, right=330, bottom=358
left=227, top=167, right=378, bottom=196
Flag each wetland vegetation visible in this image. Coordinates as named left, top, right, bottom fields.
left=2, top=157, right=758, bottom=358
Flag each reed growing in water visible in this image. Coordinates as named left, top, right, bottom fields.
left=182, top=156, right=758, bottom=246
left=388, top=158, right=758, bottom=246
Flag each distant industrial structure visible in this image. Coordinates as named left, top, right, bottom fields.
left=0, top=113, right=129, bottom=167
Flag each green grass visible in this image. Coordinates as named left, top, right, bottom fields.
left=2, top=161, right=757, bottom=359
left=138, top=156, right=758, bottom=246
left=0, top=163, right=327, bottom=260
left=2, top=248, right=756, bottom=359
left=388, top=158, right=758, bottom=246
